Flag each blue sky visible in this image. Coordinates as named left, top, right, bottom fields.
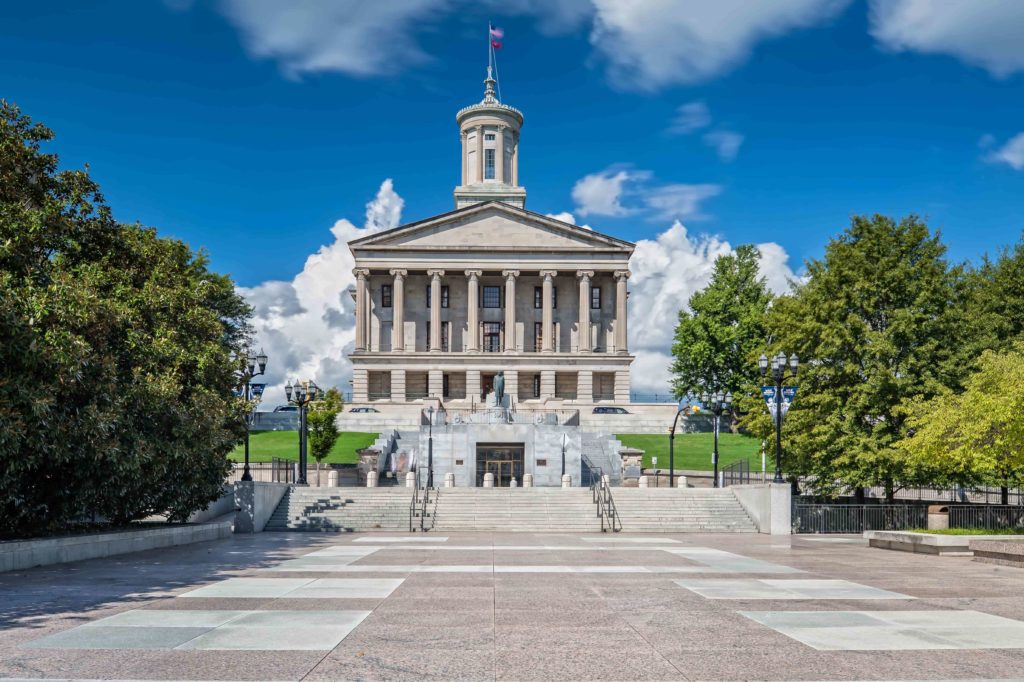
left=4, top=1, right=1024, bottom=396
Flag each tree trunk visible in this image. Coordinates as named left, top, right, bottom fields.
left=854, top=487, right=865, bottom=504
left=884, top=477, right=895, bottom=504
left=1002, top=486, right=1009, bottom=506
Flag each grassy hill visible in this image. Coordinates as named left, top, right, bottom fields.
left=228, top=431, right=377, bottom=464
left=615, top=432, right=763, bottom=472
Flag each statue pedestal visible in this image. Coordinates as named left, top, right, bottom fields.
left=484, top=391, right=510, bottom=423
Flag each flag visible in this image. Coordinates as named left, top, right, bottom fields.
left=490, top=25, right=503, bottom=49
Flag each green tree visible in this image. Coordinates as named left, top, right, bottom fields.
left=307, top=387, right=344, bottom=485
left=746, top=214, right=971, bottom=500
left=896, top=347, right=1024, bottom=502
left=0, top=101, right=252, bottom=535
left=670, top=245, right=775, bottom=426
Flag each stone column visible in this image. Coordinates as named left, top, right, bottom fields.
left=460, top=130, right=467, bottom=185
left=540, top=270, right=557, bottom=353
left=390, top=269, right=406, bottom=352
left=577, top=270, right=593, bottom=353
left=614, top=270, right=630, bottom=354
left=502, top=270, right=519, bottom=352
left=354, top=268, right=370, bottom=352
left=476, top=125, right=484, bottom=182
left=391, top=369, right=406, bottom=402
left=428, top=269, right=444, bottom=352
left=495, top=125, right=505, bottom=184
left=465, top=270, right=481, bottom=353
left=512, top=132, right=519, bottom=186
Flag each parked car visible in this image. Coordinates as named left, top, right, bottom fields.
left=592, top=406, right=630, bottom=415
left=273, top=405, right=298, bottom=413
left=349, top=407, right=380, bottom=413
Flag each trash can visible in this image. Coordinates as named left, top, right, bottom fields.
left=927, top=505, right=949, bottom=530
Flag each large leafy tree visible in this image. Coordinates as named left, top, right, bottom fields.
left=670, top=245, right=775, bottom=416
left=0, top=101, right=252, bottom=535
left=896, top=347, right=1024, bottom=502
left=747, top=215, right=971, bottom=500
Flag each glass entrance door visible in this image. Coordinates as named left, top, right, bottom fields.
left=476, top=444, right=524, bottom=487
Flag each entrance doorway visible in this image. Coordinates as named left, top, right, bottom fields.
left=476, top=444, right=525, bottom=487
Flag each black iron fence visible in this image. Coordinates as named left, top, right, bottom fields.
left=721, top=459, right=752, bottom=486
left=949, top=505, right=1024, bottom=530
left=793, top=504, right=928, bottom=534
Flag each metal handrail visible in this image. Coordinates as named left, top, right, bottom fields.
left=601, top=483, right=622, bottom=532
left=409, top=473, right=421, bottom=532
left=419, top=477, right=431, bottom=532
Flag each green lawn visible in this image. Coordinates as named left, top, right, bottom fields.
left=615, top=432, right=763, bottom=472
left=229, top=431, right=377, bottom=464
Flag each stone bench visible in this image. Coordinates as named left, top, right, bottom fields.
left=865, top=530, right=1024, bottom=556
left=969, top=539, right=1024, bottom=568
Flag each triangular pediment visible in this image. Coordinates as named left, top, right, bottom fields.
left=349, top=202, right=633, bottom=253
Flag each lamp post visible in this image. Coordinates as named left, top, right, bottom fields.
left=285, top=378, right=320, bottom=486
left=236, top=348, right=268, bottom=482
left=426, top=406, right=434, bottom=488
left=759, top=351, right=798, bottom=484
left=701, top=390, right=733, bottom=488
left=668, top=392, right=694, bottom=489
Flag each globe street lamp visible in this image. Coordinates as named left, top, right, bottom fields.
left=426, top=405, right=435, bottom=489
left=759, top=351, right=798, bottom=483
left=285, top=378, right=320, bottom=486
left=701, top=390, right=733, bottom=488
left=236, top=348, right=268, bottom=482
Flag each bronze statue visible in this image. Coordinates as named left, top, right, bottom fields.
left=493, top=371, right=505, bottom=404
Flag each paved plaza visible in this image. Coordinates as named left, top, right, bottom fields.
left=2, top=532, right=1024, bottom=680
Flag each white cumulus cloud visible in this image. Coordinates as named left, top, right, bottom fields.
left=985, top=132, right=1024, bottom=170
left=642, top=183, right=723, bottom=221
left=703, top=130, right=744, bottom=162
left=239, top=180, right=403, bottom=407
left=589, top=0, right=851, bottom=90
left=627, top=223, right=797, bottom=394
left=668, top=101, right=712, bottom=135
left=571, top=168, right=650, bottom=217
left=572, top=167, right=722, bottom=221
left=869, top=0, right=1024, bottom=78
left=545, top=211, right=593, bottom=231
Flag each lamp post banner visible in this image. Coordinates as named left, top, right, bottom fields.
left=762, top=386, right=798, bottom=420
left=250, top=383, right=266, bottom=398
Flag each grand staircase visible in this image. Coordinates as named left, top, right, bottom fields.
left=612, top=488, right=758, bottom=532
left=264, top=488, right=410, bottom=532
left=264, top=485, right=758, bottom=533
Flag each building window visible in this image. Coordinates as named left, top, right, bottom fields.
left=483, top=285, right=501, bottom=308
left=534, top=322, right=542, bottom=352
left=425, top=321, right=450, bottom=352
left=426, top=285, right=450, bottom=308
left=381, top=284, right=392, bottom=308
left=485, top=133, right=495, bottom=141
left=443, top=374, right=450, bottom=398
left=591, top=286, right=602, bottom=310
left=484, top=149, right=495, bottom=179
left=533, top=374, right=541, bottom=398
left=485, top=319, right=505, bottom=350
left=533, top=286, right=558, bottom=309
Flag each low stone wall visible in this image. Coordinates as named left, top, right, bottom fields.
left=970, top=539, right=1024, bottom=568
left=234, top=481, right=290, bottom=533
left=865, top=531, right=1024, bottom=556
left=730, top=483, right=792, bottom=535
left=0, top=515, right=235, bottom=573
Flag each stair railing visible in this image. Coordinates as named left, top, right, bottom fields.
left=601, top=481, right=622, bottom=533
left=584, top=454, right=621, bottom=533
left=409, top=471, right=421, bottom=532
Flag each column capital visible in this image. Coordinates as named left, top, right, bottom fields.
left=614, top=270, right=631, bottom=281
left=502, top=270, right=520, bottom=280
left=576, top=270, right=594, bottom=281
left=464, top=269, right=483, bottom=279
left=354, top=268, right=370, bottom=280
left=389, top=269, right=407, bottom=279
left=539, top=270, right=558, bottom=280
left=427, top=269, right=445, bottom=279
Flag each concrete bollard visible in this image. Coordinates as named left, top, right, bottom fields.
left=561, top=474, right=572, bottom=488
left=638, top=475, right=649, bottom=488
left=523, top=473, right=533, bottom=488
left=483, top=472, right=494, bottom=488
left=677, top=475, right=687, bottom=489
left=509, top=477, right=517, bottom=488
left=406, top=471, right=416, bottom=488
left=444, top=472, right=455, bottom=488
left=328, top=470, right=339, bottom=487
left=367, top=471, right=378, bottom=488
left=601, top=474, right=610, bottom=488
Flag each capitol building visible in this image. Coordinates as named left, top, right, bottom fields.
left=347, top=67, right=634, bottom=410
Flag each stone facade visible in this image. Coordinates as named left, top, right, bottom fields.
left=347, top=70, right=634, bottom=408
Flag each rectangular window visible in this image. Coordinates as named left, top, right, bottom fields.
left=443, top=374, right=450, bottom=398
left=533, top=374, right=541, bottom=398
left=591, top=286, right=602, bottom=310
left=426, top=285, right=450, bottom=308
left=381, top=284, right=392, bottom=308
left=552, top=286, right=557, bottom=309
left=484, top=149, right=495, bottom=179
left=485, top=133, right=495, bottom=141
left=483, top=285, right=501, bottom=308
left=483, top=322, right=501, bottom=352
left=534, top=286, right=542, bottom=309
left=534, top=322, right=542, bottom=352
left=426, top=321, right=450, bottom=352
